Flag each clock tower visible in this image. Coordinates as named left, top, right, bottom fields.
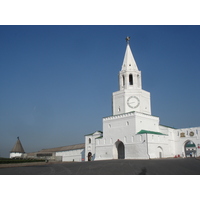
left=112, top=37, right=151, bottom=115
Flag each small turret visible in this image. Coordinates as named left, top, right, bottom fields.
left=10, top=137, right=25, bottom=158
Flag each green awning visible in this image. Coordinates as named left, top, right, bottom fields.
left=137, top=130, right=167, bottom=136
left=185, top=143, right=196, bottom=147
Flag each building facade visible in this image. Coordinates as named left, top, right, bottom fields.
left=85, top=38, right=200, bottom=161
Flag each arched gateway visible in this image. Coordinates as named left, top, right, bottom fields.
left=113, top=140, right=125, bottom=159
left=118, top=142, right=125, bottom=159
left=184, top=141, right=196, bottom=157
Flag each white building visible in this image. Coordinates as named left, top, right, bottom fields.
left=24, top=143, right=85, bottom=162
left=14, top=38, right=200, bottom=162
left=85, top=38, right=200, bottom=161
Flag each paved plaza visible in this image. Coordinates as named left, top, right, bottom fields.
left=0, top=158, right=200, bottom=175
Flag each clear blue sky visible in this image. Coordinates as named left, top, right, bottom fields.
left=1, top=25, right=200, bottom=158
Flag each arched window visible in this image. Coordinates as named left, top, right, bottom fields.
left=122, top=75, right=125, bottom=86
left=129, top=74, right=133, bottom=85
left=89, top=138, right=91, bottom=144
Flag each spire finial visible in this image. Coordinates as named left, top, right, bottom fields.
left=126, top=36, right=130, bottom=44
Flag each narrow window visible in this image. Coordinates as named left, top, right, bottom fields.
left=129, top=74, right=133, bottom=85
left=89, top=138, right=91, bottom=144
left=122, top=75, right=125, bottom=86
left=137, top=74, right=140, bottom=87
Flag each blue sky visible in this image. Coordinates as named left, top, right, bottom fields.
left=1, top=25, right=200, bottom=157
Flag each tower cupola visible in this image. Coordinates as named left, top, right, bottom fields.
left=119, top=37, right=142, bottom=90
left=112, top=37, right=151, bottom=115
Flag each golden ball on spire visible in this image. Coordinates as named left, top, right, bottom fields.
left=126, top=36, right=130, bottom=43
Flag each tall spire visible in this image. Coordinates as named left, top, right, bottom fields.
left=121, top=36, right=138, bottom=71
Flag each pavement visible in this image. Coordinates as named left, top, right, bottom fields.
left=0, top=158, right=200, bottom=175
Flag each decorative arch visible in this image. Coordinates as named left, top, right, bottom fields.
left=157, top=146, right=163, bottom=158
left=183, top=140, right=196, bottom=157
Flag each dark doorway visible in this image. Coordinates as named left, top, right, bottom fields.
left=118, top=142, right=125, bottom=159
left=88, top=152, right=92, bottom=161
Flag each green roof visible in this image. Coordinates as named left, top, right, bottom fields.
left=137, top=130, right=167, bottom=136
left=85, top=131, right=103, bottom=136
left=185, top=143, right=196, bottom=147
left=95, top=136, right=103, bottom=139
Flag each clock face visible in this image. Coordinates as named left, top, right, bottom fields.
left=127, top=96, right=140, bottom=109
left=190, top=132, right=194, bottom=136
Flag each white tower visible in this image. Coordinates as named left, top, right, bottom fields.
left=112, top=37, right=151, bottom=115
left=10, top=137, right=25, bottom=158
